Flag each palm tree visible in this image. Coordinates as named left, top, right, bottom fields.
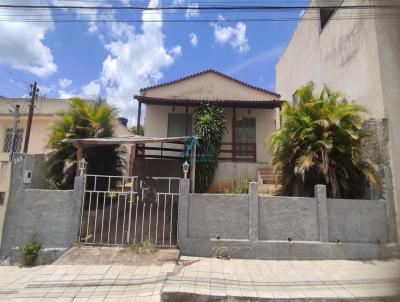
left=46, top=98, right=125, bottom=189
left=271, top=82, right=379, bottom=198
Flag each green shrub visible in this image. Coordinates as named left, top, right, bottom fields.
left=271, top=82, right=380, bottom=198
left=20, top=240, right=41, bottom=266
left=225, top=173, right=254, bottom=194
left=193, top=104, right=227, bottom=192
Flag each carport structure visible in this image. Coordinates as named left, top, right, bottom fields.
left=70, top=135, right=197, bottom=247
left=72, top=135, right=197, bottom=192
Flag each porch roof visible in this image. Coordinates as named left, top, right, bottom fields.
left=70, top=135, right=194, bottom=146
left=134, top=95, right=284, bottom=109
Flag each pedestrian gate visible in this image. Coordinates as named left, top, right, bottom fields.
left=79, top=174, right=180, bottom=247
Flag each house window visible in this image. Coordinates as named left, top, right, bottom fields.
left=235, top=117, right=256, bottom=160
left=3, top=128, right=24, bottom=153
left=167, top=113, right=193, bottom=137
left=320, top=7, right=336, bottom=30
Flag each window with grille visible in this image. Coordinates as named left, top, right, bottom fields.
left=235, top=117, right=256, bottom=160
left=3, top=128, right=24, bottom=152
left=167, top=113, right=193, bottom=137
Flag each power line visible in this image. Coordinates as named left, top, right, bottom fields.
left=0, top=4, right=398, bottom=10
left=0, top=66, right=30, bottom=85
left=0, top=13, right=398, bottom=23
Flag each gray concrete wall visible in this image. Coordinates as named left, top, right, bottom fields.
left=328, top=198, right=389, bottom=244
left=0, top=154, right=84, bottom=263
left=187, top=194, right=249, bottom=240
left=178, top=179, right=397, bottom=260
left=258, top=196, right=319, bottom=241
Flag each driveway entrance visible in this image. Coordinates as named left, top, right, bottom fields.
left=79, top=174, right=180, bottom=248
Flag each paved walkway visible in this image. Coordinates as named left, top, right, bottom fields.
left=163, top=257, right=400, bottom=301
left=0, top=262, right=175, bottom=301
left=0, top=258, right=399, bottom=301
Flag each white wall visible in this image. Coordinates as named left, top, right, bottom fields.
left=143, top=71, right=278, bottom=101
left=276, top=0, right=400, bottom=238
left=276, top=0, right=385, bottom=118
left=144, top=105, right=275, bottom=163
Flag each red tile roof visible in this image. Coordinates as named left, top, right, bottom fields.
left=139, top=69, right=281, bottom=98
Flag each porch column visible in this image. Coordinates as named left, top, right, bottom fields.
left=232, top=107, right=236, bottom=162
left=135, top=100, right=142, bottom=158
left=129, top=144, right=136, bottom=176
left=76, top=143, right=83, bottom=176
left=185, top=106, right=189, bottom=136
left=190, top=143, right=196, bottom=193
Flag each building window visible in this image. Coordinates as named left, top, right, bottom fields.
left=235, top=117, right=256, bottom=160
left=320, top=7, right=336, bottom=30
left=167, top=113, right=193, bottom=137
left=3, top=128, right=24, bottom=152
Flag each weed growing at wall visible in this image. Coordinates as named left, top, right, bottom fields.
left=20, top=240, right=40, bottom=266
left=224, top=172, right=254, bottom=194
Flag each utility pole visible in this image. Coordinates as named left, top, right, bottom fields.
left=9, top=104, right=20, bottom=161
left=23, top=82, right=39, bottom=153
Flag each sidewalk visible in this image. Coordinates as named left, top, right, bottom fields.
left=0, top=258, right=399, bottom=301
left=162, top=257, right=400, bottom=301
left=0, top=262, right=175, bottom=301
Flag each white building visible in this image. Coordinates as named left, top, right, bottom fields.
left=276, top=0, right=400, bottom=238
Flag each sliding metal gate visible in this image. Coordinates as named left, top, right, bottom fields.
left=79, top=174, right=180, bottom=247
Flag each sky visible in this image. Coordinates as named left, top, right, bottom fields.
left=0, top=0, right=307, bottom=125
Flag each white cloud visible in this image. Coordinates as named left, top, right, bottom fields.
left=58, top=78, right=72, bottom=89
left=121, top=0, right=130, bottom=6
left=58, top=90, right=74, bottom=99
left=189, top=33, right=198, bottom=46
left=100, top=0, right=181, bottom=118
left=217, top=14, right=225, bottom=21
left=185, top=3, right=199, bottom=18
left=170, top=45, right=182, bottom=56
left=52, top=0, right=114, bottom=33
left=212, top=22, right=250, bottom=53
left=0, top=2, right=56, bottom=76
left=173, top=0, right=200, bottom=19
left=81, top=80, right=101, bottom=97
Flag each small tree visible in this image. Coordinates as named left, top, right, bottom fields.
left=132, top=125, right=144, bottom=135
left=271, top=82, right=379, bottom=198
left=46, top=98, right=125, bottom=189
left=193, top=104, right=227, bottom=192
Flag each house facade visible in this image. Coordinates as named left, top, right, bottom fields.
left=276, top=0, right=400, bottom=237
left=135, top=70, right=283, bottom=192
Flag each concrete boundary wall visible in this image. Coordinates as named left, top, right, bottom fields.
left=0, top=154, right=84, bottom=264
left=178, top=179, right=398, bottom=260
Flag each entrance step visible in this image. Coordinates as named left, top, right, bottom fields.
left=257, top=166, right=278, bottom=185
left=53, top=245, right=180, bottom=266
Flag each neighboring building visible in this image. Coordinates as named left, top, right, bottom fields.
left=134, top=69, right=283, bottom=192
left=276, top=1, right=400, bottom=237
left=0, top=97, right=131, bottom=243
left=0, top=97, right=131, bottom=159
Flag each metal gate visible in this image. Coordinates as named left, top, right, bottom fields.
left=79, top=174, right=180, bottom=247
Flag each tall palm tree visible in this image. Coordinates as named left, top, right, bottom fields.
left=271, top=82, right=379, bottom=198
left=46, top=98, right=125, bottom=189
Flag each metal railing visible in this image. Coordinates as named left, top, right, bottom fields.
left=79, top=174, right=179, bottom=247
left=135, top=141, right=257, bottom=162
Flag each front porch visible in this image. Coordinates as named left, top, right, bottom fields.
left=135, top=95, right=283, bottom=164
